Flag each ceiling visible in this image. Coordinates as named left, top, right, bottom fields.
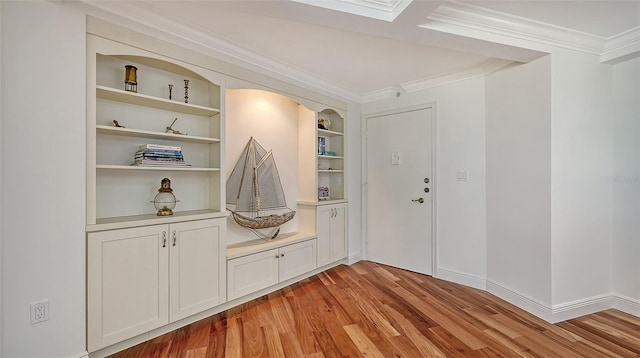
left=84, top=0, right=640, bottom=102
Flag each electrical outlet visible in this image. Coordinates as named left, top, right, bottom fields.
left=30, top=300, right=49, bottom=324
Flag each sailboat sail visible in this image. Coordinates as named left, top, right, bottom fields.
left=226, top=137, right=295, bottom=238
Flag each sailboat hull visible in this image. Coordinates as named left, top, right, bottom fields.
left=231, top=210, right=296, bottom=230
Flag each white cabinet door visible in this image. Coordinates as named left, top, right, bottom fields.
left=316, top=205, right=333, bottom=267
left=331, top=204, right=348, bottom=261
left=227, top=249, right=279, bottom=301
left=279, top=240, right=317, bottom=282
left=87, top=225, right=169, bottom=351
left=169, top=219, right=226, bottom=322
left=316, top=203, right=348, bottom=266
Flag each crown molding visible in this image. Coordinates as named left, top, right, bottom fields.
left=361, top=58, right=514, bottom=103
left=79, top=1, right=363, bottom=103
left=420, top=1, right=605, bottom=55
left=601, top=26, right=640, bottom=64
left=291, top=0, right=413, bottom=22
left=421, top=1, right=640, bottom=64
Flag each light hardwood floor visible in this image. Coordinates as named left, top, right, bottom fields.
left=109, top=261, right=640, bottom=357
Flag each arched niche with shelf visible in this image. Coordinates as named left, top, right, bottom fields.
left=87, top=35, right=225, bottom=229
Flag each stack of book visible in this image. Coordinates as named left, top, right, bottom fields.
left=132, top=144, right=190, bottom=167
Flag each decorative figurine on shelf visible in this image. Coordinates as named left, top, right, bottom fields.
left=112, top=120, right=125, bottom=128
left=318, top=118, right=332, bottom=130
left=183, top=79, right=189, bottom=103
left=318, top=187, right=330, bottom=201
left=152, top=178, right=178, bottom=216
left=124, top=65, right=138, bottom=93
left=165, top=117, right=187, bottom=135
left=168, top=84, right=173, bottom=100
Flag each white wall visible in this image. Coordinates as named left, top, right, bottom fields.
left=362, top=76, right=487, bottom=287
left=612, top=57, right=640, bottom=308
left=550, top=50, right=613, bottom=306
left=485, top=56, right=553, bottom=308
left=0, top=1, right=4, bottom=353
left=1, top=1, right=87, bottom=357
left=347, top=101, right=363, bottom=261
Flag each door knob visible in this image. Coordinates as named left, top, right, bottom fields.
left=412, top=198, right=424, bottom=203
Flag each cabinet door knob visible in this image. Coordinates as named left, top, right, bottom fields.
left=162, top=231, right=167, bottom=247
left=172, top=230, right=177, bottom=246
left=281, top=253, right=285, bottom=257
left=275, top=254, right=280, bottom=259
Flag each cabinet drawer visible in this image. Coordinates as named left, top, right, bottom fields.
left=227, top=249, right=279, bottom=301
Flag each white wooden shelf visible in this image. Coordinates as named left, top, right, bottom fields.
left=96, top=125, right=220, bottom=144
left=97, top=86, right=220, bottom=117
left=318, top=128, right=343, bottom=137
left=227, top=232, right=317, bottom=260
left=87, top=209, right=227, bottom=232
left=298, top=199, right=348, bottom=206
left=318, top=169, right=344, bottom=173
left=318, top=154, right=344, bottom=159
left=96, top=165, right=220, bottom=172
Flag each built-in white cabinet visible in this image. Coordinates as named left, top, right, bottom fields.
left=227, top=238, right=317, bottom=301
left=87, top=218, right=226, bottom=351
left=305, top=203, right=348, bottom=267
left=86, top=34, right=225, bottom=228
left=298, top=107, right=346, bottom=204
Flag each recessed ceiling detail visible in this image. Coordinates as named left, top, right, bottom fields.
left=421, top=1, right=640, bottom=63
left=291, top=0, right=413, bottom=21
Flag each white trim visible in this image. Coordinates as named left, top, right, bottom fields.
left=421, top=1, right=604, bottom=54
left=291, top=0, right=413, bottom=22
left=486, top=280, right=555, bottom=322
left=347, top=250, right=362, bottom=265
left=601, top=27, right=640, bottom=64
left=77, top=1, right=362, bottom=103
left=612, top=294, right=640, bottom=317
left=486, top=280, right=628, bottom=323
left=435, top=268, right=486, bottom=291
left=421, top=0, right=640, bottom=64
left=361, top=103, right=437, bottom=275
left=362, top=58, right=514, bottom=103
left=550, top=294, right=614, bottom=323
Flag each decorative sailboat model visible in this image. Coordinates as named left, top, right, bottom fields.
left=226, top=137, right=295, bottom=240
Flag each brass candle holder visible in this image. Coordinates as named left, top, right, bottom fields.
left=124, top=65, right=138, bottom=92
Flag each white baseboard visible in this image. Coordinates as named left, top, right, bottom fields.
left=485, top=280, right=555, bottom=322
left=348, top=250, right=362, bottom=265
left=486, top=279, right=625, bottom=323
left=435, top=267, right=486, bottom=290
left=550, top=294, right=614, bottom=323
left=613, top=294, right=640, bottom=317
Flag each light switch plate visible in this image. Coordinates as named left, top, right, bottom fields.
left=391, top=152, right=401, bottom=165
left=456, top=171, right=469, bottom=181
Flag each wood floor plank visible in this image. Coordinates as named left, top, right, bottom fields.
left=204, top=316, right=226, bottom=358
left=262, top=325, right=286, bottom=358
left=109, top=261, right=640, bottom=358
left=343, top=324, right=386, bottom=358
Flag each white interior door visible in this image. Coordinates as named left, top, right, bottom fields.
left=366, top=107, right=433, bottom=275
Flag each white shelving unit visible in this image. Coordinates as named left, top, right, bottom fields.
left=297, top=106, right=349, bottom=269
left=86, top=34, right=228, bottom=353
left=86, top=35, right=226, bottom=229
left=298, top=107, right=347, bottom=205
